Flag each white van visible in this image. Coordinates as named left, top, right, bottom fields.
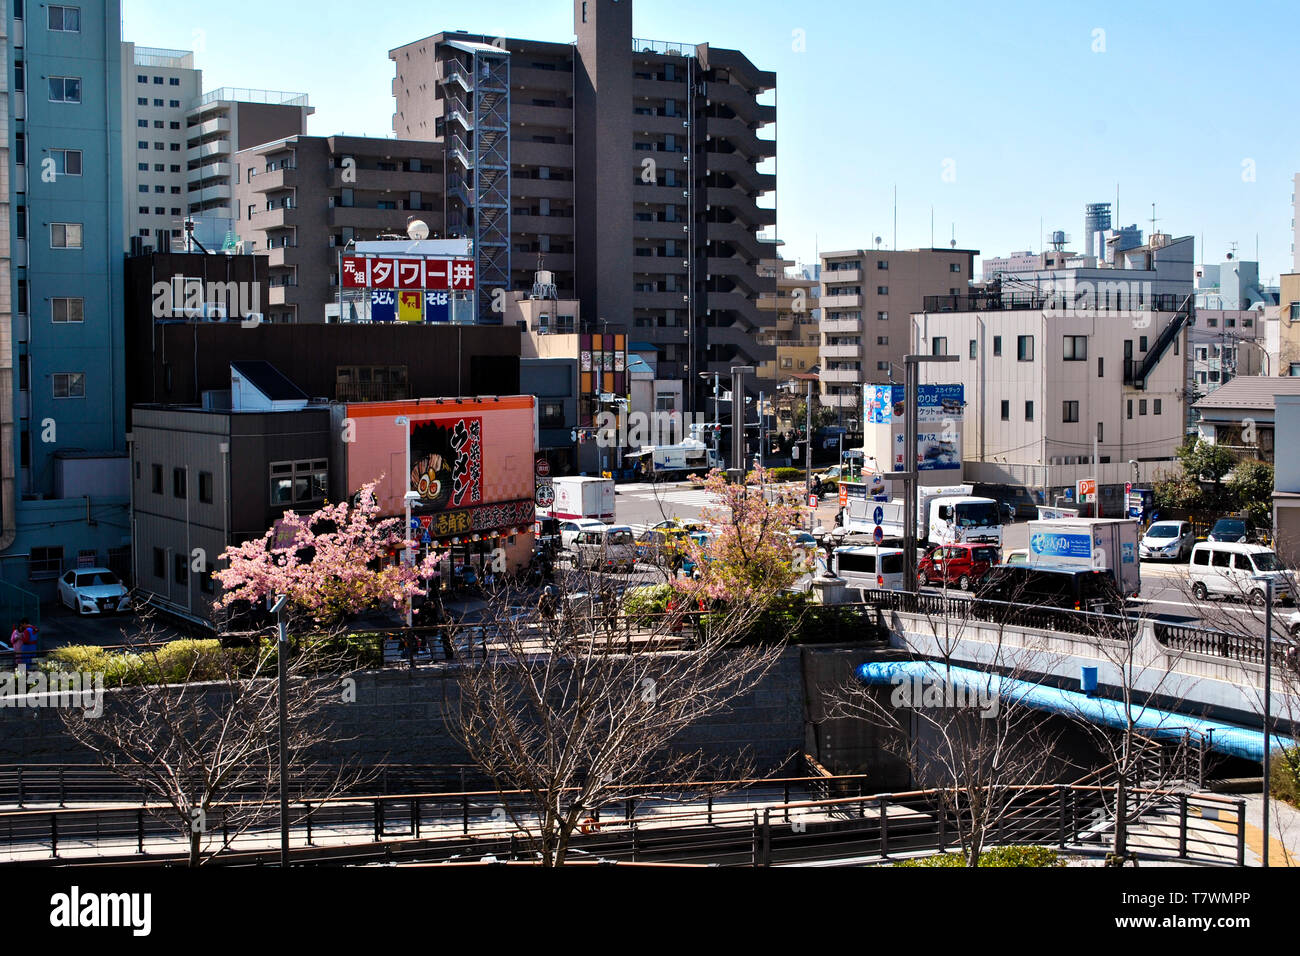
left=1188, top=542, right=1294, bottom=604
left=833, top=546, right=906, bottom=592
left=572, top=524, right=636, bottom=572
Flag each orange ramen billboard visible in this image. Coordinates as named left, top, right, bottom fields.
left=342, top=398, right=537, bottom=532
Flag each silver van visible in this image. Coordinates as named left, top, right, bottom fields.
left=572, top=525, right=636, bottom=572
left=833, top=546, right=906, bottom=591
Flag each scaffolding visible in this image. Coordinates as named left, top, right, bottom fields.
left=441, top=42, right=511, bottom=324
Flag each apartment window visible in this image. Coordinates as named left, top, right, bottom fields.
left=1025, top=400, right=1034, bottom=421
left=15, top=207, right=25, bottom=240
left=199, top=471, right=214, bottom=504
left=876, top=336, right=889, bottom=345
left=137, top=74, right=148, bottom=84
left=993, top=336, right=1002, bottom=356
left=876, top=311, right=888, bottom=321
left=137, top=96, right=148, bottom=106
left=30, top=546, right=64, bottom=581
left=931, top=337, right=947, bottom=356
left=138, top=206, right=149, bottom=215
left=153, top=120, right=164, bottom=129
left=1062, top=335, right=1087, bottom=361
left=876, top=286, right=889, bottom=295
left=171, top=208, right=180, bottom=215
left=269, top=460, right=328, bottom=506
left=170, top=164, right=180, bottom=172
left=151, top=464, right=163, bottom=494
left=969, top=339, right=977, bottom=359
left=169, top=77, right=180, bottom=86
left=174, top=554, right=188, bottom=586
left=170, top=186, right=180, bottom=194
left=1139, top=335, right=1148, bottom=352
left=138, top=140, right=148, bottom=149
left=152, top=548, right=165, bottom=580
left=876, top=361, right=891, bottom=372
left=154, top=142, right=164, bottom=150
left=1153, top=399, right=1162, bottom=415
left=1097, top=422, right=1104, bottom=442
left=1000, top=400, right=1009, bottom=421
left=137, top=119, right=148, bottom=128
left=1062, top=401, right=1079, bottom=423
left=949, top=263, right=961, bottom=273
left=1097, top=356, right=1104, bottom=378
left=153, top=76, right=163, bottom=85
left=876, top=260, right=888, bottom=270
left=50, top=148, right=82, bottom=176
left=154, top=186, right=165, bottom=194
left=170, top=143, right=180, bottom=151
left=14, top=133, right=23, bottom=166
left=50, top=222, right=82, bottom=248
left=51, top=298, right=83, bottom=323
left=138, top=185, right=149, bottom=193
left=52, top=372, right=85, bottom=398
left=172, top=467, right=187, bottom=499
left=169, top=99, right=180, bottom=108
left=1017, top=335, right=1034, bottom=361
left=200, top=562, right=216, bottom=595
left=1139, top=399, right=1148, bottom=416
left=137, top=162, right=148, bottom=172
left=153, top=163, right=164, bottom=172
left=47, top=5, right=80, bottom=31
left=170, top=121, right=180, bottom=130
left=1127, top=399, right=1133, bottom=419
left=154, top=207, right=165, bottom=215
left=48, top=76, right=82, bottom=103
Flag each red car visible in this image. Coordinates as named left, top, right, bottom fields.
left=918, top=543, right=999, bottom=591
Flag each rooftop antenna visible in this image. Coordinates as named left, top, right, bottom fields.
left=950, top=223, right=955, bottom=249
left=1149, top=202, right=1159, bottom=237
left=892, top=184, right=897, bottom=250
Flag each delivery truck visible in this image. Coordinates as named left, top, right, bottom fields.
left=626, top=438, right=723, bottom=480
left=837, top=483, right=1003, bottom=550
left=1025, top=517, right=1141, bottom=597
left=537, top=476, right=616, bottom=523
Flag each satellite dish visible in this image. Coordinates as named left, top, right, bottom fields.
left=407, top=218, right=430, bottom=240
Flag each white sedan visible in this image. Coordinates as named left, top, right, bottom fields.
left=58, top=568, right=131, bottom=616
left=1139, top=520, right=1195, bottom=561
left=559, top=519, right=607, bottom=551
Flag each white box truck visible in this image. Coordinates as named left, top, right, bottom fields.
left=537, top=476, right=616, bottom=523
left=627, top=439, right=723, bottom=479
left=1026, top=517, right=1141, bottom=597
left=837, top=483, right=1003, bottom=549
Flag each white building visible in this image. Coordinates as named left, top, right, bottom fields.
left=910, top=236, right=1195, bottom=507
left=120, top=45, right=200, bottom=253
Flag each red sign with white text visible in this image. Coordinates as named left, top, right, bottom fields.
left=341, top=255, right=475, bottom=291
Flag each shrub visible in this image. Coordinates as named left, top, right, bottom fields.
left=151, top=639, right=226, bottom=683
left=1273, top=745, right=1300, bottom=809
left=622, top=584, right=674, bottom=623
left=45, top=645, right=110, bottom=675
left=894, top=846, right=1061, bottom=867
left=768, top=467, right=806, bottom=483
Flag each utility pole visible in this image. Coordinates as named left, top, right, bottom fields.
left=268, top=593, right=289, bottom=867
left=806, top=379, right=814, bottom=531
left=1094, top=427, right=1102, bottom=519
left=730, top=366, right=753, bottom=482
left=887, top=354, right=958, bottom=591
left=1254, top=574, right=1275, bottom=867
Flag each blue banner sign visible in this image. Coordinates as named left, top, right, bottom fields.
left=1029, top=532, right=1092, bottom=559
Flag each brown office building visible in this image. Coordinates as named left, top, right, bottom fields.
left=388, top=0, right=778, bottom=410
left=232, top=135, right=446, bottom=324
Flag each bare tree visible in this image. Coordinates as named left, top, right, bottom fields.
left=446, top=558, right=785, bottom=866
left=830, top=574, right=1073, bottom=865
left=57, top=618, right=358, bottom=866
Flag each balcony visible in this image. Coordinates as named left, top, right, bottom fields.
left=327, top=167, right=435, bottom=192
left=265, top=245, right=299, bottom=268
left=633, top=219, right=693, bottom=241
left=819, top=368, right=862, bottom=384
left=823, top=268, right=861, bottom=284
left=513, top=177, right=573, bottom=200
left=187, top=183, right=230, bottom=206
left=327, top=206, right=412, bottom=229
left=819, top=344, right=861, bottom=359
left=187, top=161, right=231, bottom=185
left=921, top=291, right=1187, bottom=313
left=186, top=139, right=231, bottom=164
left=820, top=316, right=861, bottom=334
left=189, top=116, right=231, bottom=139
left=513, top=213, right=574, bottom=236
left=821, top=294, right=863, bottom=309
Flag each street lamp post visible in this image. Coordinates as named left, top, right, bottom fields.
left=268, top=592, right=289, bottom=867
left=729, top=366, right=754, bottom=481
left=396, top=416, right=419, bottom=627
left=886, top=353, right=959, bottom=592
left=1252, top=574, right=1275, bottom=868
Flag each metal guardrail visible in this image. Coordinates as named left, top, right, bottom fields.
left=0, top=779, right=1243, bottom=867
left=1154, top=620, right=1297, bottom=670
left=856, top=589, right=1139, bottom=639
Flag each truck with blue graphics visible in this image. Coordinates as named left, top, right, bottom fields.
left=1025, top=517, right=1141, bottom=597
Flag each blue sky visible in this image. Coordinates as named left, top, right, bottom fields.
left=125, top=0, right=1300, bottom=281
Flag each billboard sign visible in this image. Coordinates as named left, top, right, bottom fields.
left=409, top=416, right=483, bottom=510
left=894, top=431, right=961, bottom=471
left=1030, top=531, right=1093, bottom=559
left=341, top=255, right=475, bottom=291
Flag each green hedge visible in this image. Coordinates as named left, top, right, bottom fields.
left=895, top=846, right=1062, bottom=867
left=46, top=640, right=227, bottom=687
left=767, top=467, right=806, bottom=483
left=1273, top=745, right=1300, bottom=809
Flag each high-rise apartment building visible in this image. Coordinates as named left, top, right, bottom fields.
left=2, top=0, right=130, bottom=595
left=818, top=247, right=977, bottom=413
left=186, top=87, right=312, bottom=248
left=120, top=43, right=198, bottom=253
left=233, top=134, right=446, bottom=323
left=388, top=0, right=777, bottom=410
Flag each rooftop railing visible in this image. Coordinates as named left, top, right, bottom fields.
left=191, top=87, right=310, bottom=110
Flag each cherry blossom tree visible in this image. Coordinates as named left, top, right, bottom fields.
left=673, top=467, right=809, bottom=605
left=214, top=479, right=439, bottom=625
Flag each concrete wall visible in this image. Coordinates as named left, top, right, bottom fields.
left=0, top=646, right=808, bottom=772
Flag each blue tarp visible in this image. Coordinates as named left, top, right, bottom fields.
left=856, top=660, right=1280, bottom=763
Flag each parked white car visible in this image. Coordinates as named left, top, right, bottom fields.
left=1188, top=542, right=1293, bottom=605
left=1139, top=520, right=1196, bottom=561
left=58, top=568, right=131, bottom=616
left=559, top=518, right=607, bottom=550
